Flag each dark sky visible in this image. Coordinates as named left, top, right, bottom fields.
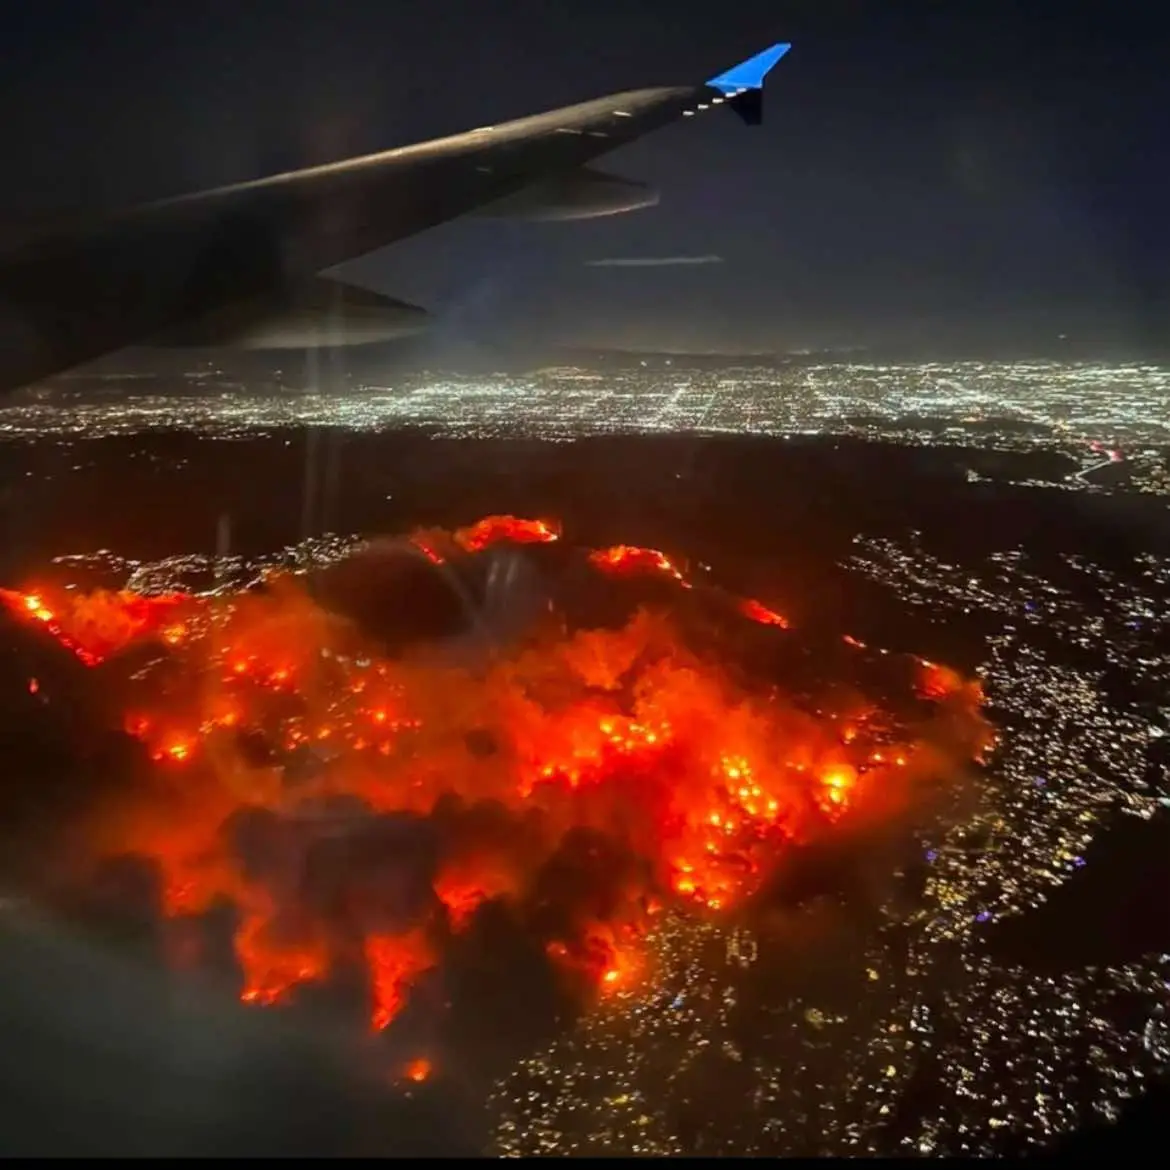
left=1, top=0, right=1166, bottom=354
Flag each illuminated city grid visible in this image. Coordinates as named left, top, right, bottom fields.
left=3, top=361, right=1169, bottom=494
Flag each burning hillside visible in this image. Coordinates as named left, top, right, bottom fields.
left=1, top=515, right=990, bottom=1054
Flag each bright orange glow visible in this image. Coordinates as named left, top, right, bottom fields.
left=1, top=585, right=192, bottom=666
left=739, top=598, right=789, bottom=628
left=917, top=660, right=960, bottom=699
left=158, top=738, right=194, bottom=764
left=404, top=1057, right=432, bottom=1083
left=236, top=910, right=329, bottom=1007
left=4, top=515, right=990, bottom=1032
left=817, top=764, right=858, bottom=818
left=454, top=514, right=560, bottom=552
left=367, top=931, right=436, bottom=1033
left=411, top=539, right=446, bottom=565
left=588, top=544, right=687, bottom=585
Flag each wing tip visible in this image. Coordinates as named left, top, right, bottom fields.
left=706, top=42, right=791, bottom=95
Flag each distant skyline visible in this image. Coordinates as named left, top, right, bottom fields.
left=1, top=0, right=1166, bottom=355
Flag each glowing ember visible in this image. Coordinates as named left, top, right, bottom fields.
left=411, top=539, right=445, bottom=566
left=236, top=910, right=330, bottom=1007
left=455, top=514, right=560, bottom=552
left=588, top=544, right=687, bottom=585
left=739, top=598, right=789, bottom=628
left=0, top=585, right=192, bottom=666
left=367, top=931, right=435, bottom=1032
left=917, top=660, right=970, bottom=701
left=404, top=1057, right=432, bottom=1083
left=3, top=515, right=990, bottom=1034
left=597, top=943, right=641, bottom=995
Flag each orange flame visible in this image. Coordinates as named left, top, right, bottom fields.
left=588, top=545, right=687, bottom=585
left=739, top=598, right=789, bottom=628
left=367, top=931, right=436, bottom=1032
left=1, top=585, right=192, bottom=666
left=455, top=514, right=560, bottom=552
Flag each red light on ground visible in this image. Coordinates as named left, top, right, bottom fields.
left=739, top=598, right=789, bottom=628
left=151, top=738, right=194, bottom=764
left=455, top=515, right=560, bottom=553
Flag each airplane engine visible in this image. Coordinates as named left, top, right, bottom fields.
left=473, top=166, right=659, bottom=221
left=149, top=278, right=429, bottom=350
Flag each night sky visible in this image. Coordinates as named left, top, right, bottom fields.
left=1, top=0, right=1166, bottom=355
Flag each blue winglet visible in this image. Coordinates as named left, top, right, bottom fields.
left=706, top=42, right=791, bottom=95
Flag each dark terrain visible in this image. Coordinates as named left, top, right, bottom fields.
left=0, top=426, right=1166, bottom=1156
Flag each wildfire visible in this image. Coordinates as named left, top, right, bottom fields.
left=917, top=660, right=969, bottom=702
left=403, top=1057, right=432, bottom=1083
left=237, top=912, right=330, bottom=1008
left=3, top=515, right=990, bottom=1036
left=588, top=544, right=687, bottom=585
left=739, top=598, right=790, bottom=628
left=454, top=514, right=560, bottom=552
left=0, top=584, right=192, bottom=666
left=597, top=943, right=642, bottom=995
left=367, top=931, right=436, bottom=1033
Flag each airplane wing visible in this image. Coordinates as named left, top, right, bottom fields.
left=0, top=43, right=790, bottom=395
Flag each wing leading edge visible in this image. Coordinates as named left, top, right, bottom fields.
left=0, top=43, right=791, bottom=394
